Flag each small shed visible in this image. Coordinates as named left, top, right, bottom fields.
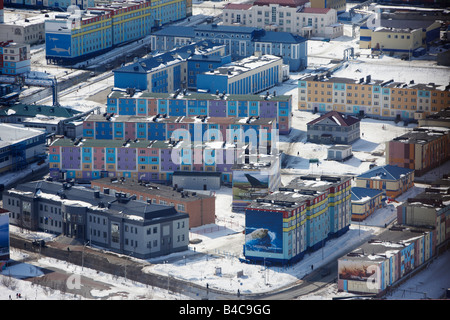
left=172, top=171, right=222, bottom=190
left=327, top=145, right=352, bottom=161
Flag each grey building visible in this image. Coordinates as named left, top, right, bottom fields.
left=3, top=180, right=189, bottom=259
left=307, top=111, right=360, bottom=145
left=327, top=145, right=352, bottom=161
left=172, top=171, right=222, bottom=190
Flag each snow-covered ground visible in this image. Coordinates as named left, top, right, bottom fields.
left=1, top=2, right=449, bottom=300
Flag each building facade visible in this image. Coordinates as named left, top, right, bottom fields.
left=82, top=113, right=276, bottom=150
left=0, top=41, right=30, bottom=75
left=222, top=1, right=343, bottom=39
left=45, top=0, right=191, bottom=64
left=196, top=53, right=286, bottom=95
left=351, top=187, right=383, bottom=222
left=0, top=123, right=46, bottom=174
left=3, top=180, right=189, bottom=259
left=91, top=177, right=215, bottom=228
left=150, top=24, right=308, bottom=72
left=359, top=15, right=441, bottom=56
left=106, top=90, right=293, bottom=134
left=355, top=165, right=415, bottom=198
left=48, top=138, right=248, bottom=184
left=397, top=184, right=450, bottom=248
left=113, top=40, right=230, bottom=92
left=386, top=127, right=450, bottom=177
left=298, top=75, right=450, bottom=121
left=243, top=174, right=351, bottom=265
left=338, top=226, right=435, bottom=296
left=306, top=110, right=360, bottom=144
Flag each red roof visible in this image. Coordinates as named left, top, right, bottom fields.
left=223, top=3, right=253, bottom=10
left=303, top=7, right=331, bottom=14
left=307, top=111, right=360, bottom=127
left=253, top=0, right=308, bottom=8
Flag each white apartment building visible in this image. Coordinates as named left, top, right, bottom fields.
left=221, top=1, right=343, bottom=39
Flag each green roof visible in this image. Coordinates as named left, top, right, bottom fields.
left=0, top=104, right=81, bottom=118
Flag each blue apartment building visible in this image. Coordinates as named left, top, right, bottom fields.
left=113, top=40, right=230, bottom=92
left=150, top=25, right=308, bottom=71
left=45, top=0, right=190, bottom=64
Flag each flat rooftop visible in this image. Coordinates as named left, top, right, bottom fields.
left=7, top=180, right=187, bottom=223
left=202, top=54, right=282, bottom=79
left=392, top=127, right=450, bottom=144
left=92, top=177, right=214, bottom=201
left=107, top=89, right=292, bottom=102
left=341, top=226, right=433, bottom=262
left=85, top=114, right=276, bottom=126
left=0, top=124, right=46, bottom=149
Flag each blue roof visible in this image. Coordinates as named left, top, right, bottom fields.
left=153, top=26, right=195, bottom=37
left=113, top=40, right=222, bottom=74
left=257, top=30, right=307, bottom=44
left=357, top=165, right=414, bottom=181
left=351, top=187, right=383, bottom=202
left=194, top=25, right=261, bottom=34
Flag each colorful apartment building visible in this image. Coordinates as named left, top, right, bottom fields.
left=113, top=40, right=230, bottom=92
left=0, top=41, right=30, bottom=75
left=150, top=24, right=307, bottom=71
left=355, top=165, right=415, bottom=198
left=91, top=177, right=216, bottom=228
left=397, top=183, right=450, bottom=249
left=48, top=137, right=249, bottom=184
left=386, top=127, right=450, bottom=177
left=351, top=187, right=383, bottom=222
left=298, top=75, right=450, bottom=121
left=5, top=0, right=94, bottom=10
left=82, top=113, right=276, bottom=150
left=222, top=0, right=343, bottom=39
left=243, top=174, right=352, bottom=265
left=106, top=90, right=293, bottom=134
left=45, top=0, right=191, bottom=64
left=338, top=226, right=435, bottom=296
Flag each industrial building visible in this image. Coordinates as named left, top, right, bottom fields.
left=359, top=10, right=442, bottom=56
left=0, top=123, right=46, bottom=174
left=45, top=0, right=191, bottom=64
left=338, top=226, right=435, bottom=296
left=3, top=180, right=189, bottom=259
left=306, top=110, right=360, bottom=145
left=298, top=74, right=450, bottom=121
left=196, top=53, right=287, bottom=95
left=0, top=103, right=97, bottom=138
left=355, top=164, right=415, bottom=198
left=113, top=40, right=230, bottom=92
left=91, top=177, right=215, bottom=228
left=150, top=24, right=308, bottom=72
left=386, top=127, right=450, bottom=176
left=106, top=90, right=293, bottom=134
left=222, top=0, right=343, bottom=39
left=243, top=174, right=351, bottom=265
